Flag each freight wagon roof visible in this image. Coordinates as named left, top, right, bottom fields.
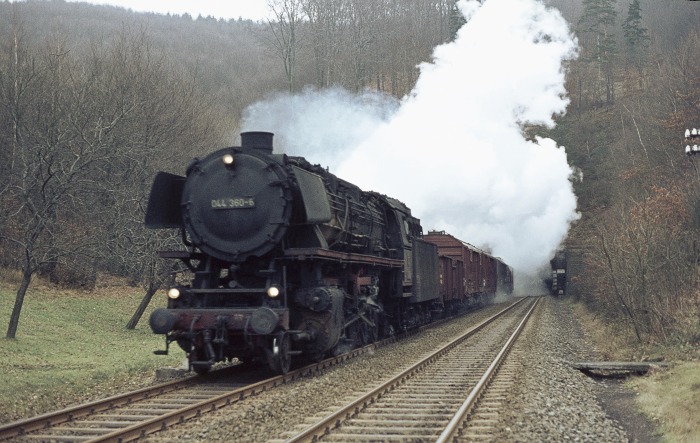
left=424, top=230, right=505, bottom=263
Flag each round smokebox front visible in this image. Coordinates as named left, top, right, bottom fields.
left=181, top=149, right=291, bottom=262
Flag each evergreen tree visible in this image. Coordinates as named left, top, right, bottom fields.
left=578, top=0, right=618, bottom=105
left=623, top=0, right=650, bottom=86
left=623, top=0, right=649, bottom=49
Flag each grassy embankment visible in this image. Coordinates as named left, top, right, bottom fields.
left=573, top=300, right=700, bottom=443
left=0, top=276, right=183, bottom=424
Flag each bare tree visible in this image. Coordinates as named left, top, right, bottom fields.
left=303, top=0, right=348, bottom=87
left=266, top=0, right=307, bottom=92
left=0, top=31, right=117, bottom=338
left=0, top=20, right=224, bottom=337
left=590, top=185, right=698, bottom=343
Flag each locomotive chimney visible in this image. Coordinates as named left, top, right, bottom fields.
left=241, top=131, right=274, bottom=154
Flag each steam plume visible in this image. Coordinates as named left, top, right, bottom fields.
left=241, top=0, right=579, bottom=282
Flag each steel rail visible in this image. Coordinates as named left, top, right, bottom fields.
left=436, top=296, right=541, bottom=443
left=281, top=296, right=530, bottom=443
left=0, top=375, right=200, bottom=440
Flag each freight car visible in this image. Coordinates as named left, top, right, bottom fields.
left=145, top=132, right=513, bottom=374
left=423, top=230, right=514, bottom=311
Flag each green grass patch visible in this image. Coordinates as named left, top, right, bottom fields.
left=0, top=280, right=183, bottom=423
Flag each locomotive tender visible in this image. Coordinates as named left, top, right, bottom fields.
left=146, top=132, right=513, bottom=374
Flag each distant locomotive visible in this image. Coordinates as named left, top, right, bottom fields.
left=548, top=249, right=567, bottom=296
left=145, top=132, right=513, bottom=374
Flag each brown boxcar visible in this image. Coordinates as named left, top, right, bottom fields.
left=423, top=230, right=513, bottom=307
left=438, top=255, right=464, bottom=314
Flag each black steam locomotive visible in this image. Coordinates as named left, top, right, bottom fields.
left=146, top=132, right=512, bottom=374
left=547, top=249, right=567, bottom=296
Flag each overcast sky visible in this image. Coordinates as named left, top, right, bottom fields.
left=64, top=0, right=271, bottom=21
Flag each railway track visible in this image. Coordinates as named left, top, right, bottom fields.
left=274, top=296, right=540, bottom=443
left=0, top=349, right=374, bottom=443
left=0, top=369, right=252, bottom=443
left=0, top=301, right=492, bottom=443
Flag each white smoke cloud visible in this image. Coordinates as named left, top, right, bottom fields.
left=241, top=0, right=579, bottom=278
left=241, top=87, right=399, bottom=168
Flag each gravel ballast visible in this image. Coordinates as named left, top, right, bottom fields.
left=493, top=297, right=658, bottom=443
left=141, top=297, right=659, bottom=442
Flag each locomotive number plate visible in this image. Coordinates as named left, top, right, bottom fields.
left=211, top=197, right=255, bottom=209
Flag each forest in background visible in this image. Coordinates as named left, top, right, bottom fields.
left=0, top=0, right=698, bottom=347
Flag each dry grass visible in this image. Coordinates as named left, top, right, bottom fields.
left=571, top=299, right=700, bottom=443
left=630, top=362, right=700, bottom=443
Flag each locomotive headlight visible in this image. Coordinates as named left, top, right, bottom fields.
left=222, top=154, right=234, bottom=165
left=167, top=287, right=181, bottom=300
left=267, top=286, right=281, bottom=298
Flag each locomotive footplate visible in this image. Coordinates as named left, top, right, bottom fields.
left=283, top=247, right=404, bottom=267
